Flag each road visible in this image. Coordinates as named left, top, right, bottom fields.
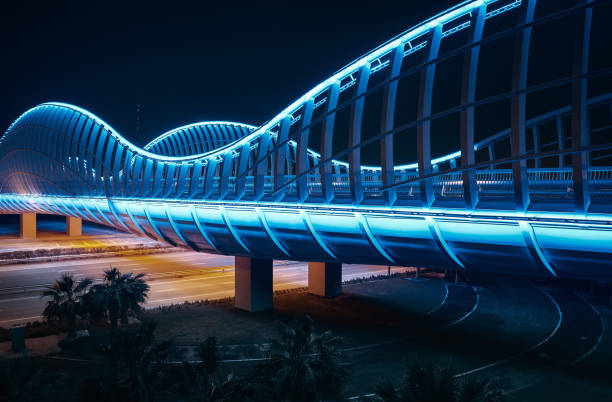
left=0, top=250, right=408, bottom=326
left=0, top=218, right=166, bottom=253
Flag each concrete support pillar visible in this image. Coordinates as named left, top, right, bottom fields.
left=66, top=216, right=82, bottom=236
left=234, top=256, right=273, bottom=312
left=20, top=213, right=36, bottom=239
left=308, top=262, right=342, bottom=298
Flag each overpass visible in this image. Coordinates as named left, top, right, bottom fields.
left=1, top=0, right=611, bottom=310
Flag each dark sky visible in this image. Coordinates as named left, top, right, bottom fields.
left=1, top=0, right=455, bottom=146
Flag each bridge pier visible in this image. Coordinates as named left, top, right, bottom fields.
left=19, top=213, right=36, bottom=239
left=308, top=262, right=342, bottom=298
left=234, top=256, right=273, bottom=312
left=66, top=216, right=82, bottom=236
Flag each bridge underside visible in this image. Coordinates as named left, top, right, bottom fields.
left=2, top=194, right=611, bottom=281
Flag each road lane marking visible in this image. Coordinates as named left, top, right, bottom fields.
left=453, top=288, right=562, bottom=378
left=425, top=278, right=449, bottom=315
left=569, top=293, right=605, bottom=366
left=439, top=284, right=479, bottom=329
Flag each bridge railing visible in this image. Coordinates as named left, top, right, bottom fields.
left=215, top=167, right=612, bottom=207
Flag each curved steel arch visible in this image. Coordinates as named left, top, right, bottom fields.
left=1, top=0, right=612, bottom=280
left=143, top=121, right=256, bottom=157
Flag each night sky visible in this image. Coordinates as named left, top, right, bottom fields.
left=1, top=0, right=456, bottom=147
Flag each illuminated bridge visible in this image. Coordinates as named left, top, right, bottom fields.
left=1, top=0, right=611, bottom=310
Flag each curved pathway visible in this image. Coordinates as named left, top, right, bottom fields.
left=343, top=275, right=564, bottom=398
left=500, top=290, right=606, bottom=400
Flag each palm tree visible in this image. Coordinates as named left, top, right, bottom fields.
left=456, top=376, right=505, bottom=402
left=0, top=358, right=39, bottom=402
left=118, top=320, right=175, bottom=402
left=41, top=273, right=92, bottom=337
left=117, top=269, right=149, bottom=324
left=376, top=364, right=505, bottom=402
left=257, top=315, right=347, bottom=402
left=84, top=267, right=150, bottom=329
left=173, top=367, right=260, bottom=402
left=167, top=336, right=264, bottom=402
left=97, top=320, right=175, bottom=402
left=199, top=336, right=218, bottom=375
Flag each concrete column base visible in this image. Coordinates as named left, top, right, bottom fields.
left=234, top=256, right=273, bottom=312
left=20, top=213, right=36, bottom=239
left=308, top=262, right=342, bottom=298
left=66, top=216, right=82, bottom=236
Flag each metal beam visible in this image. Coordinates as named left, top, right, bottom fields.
left=235, top=143, right=250, bottom=200
left=175, top=164, right=189, bottom=198
left=417, top=24, right=442, bottom=207
left=219, top=152, right=233, bottom=200
left=130, top=156, right=144, bottom=197
left=320, top=82, right=341, bottom=204
left=460, top=4, right=486, bottom=210
left=151, top=161, right=164, bottom=198
left=103, top=137, right=116, bottom=196
left=348, top=64, right=371, bottom=206
left=203, top=159, right=217, bottom=199
left=121, top=150, right=133, bottom=197
left=556, top=117, right=565, bottom=167
left=380, top=45, right=405, bottom=206
left=188, top=162, right=203, bottom=198
left=142, top=159, right=153, bottom=197
left=274, top=116, right=292, bottom=201
left=111, top=144, right=124, bottom=196
left=571, top=0, right=593, bottom=214
left=510, top=0, right=536, bottom=211
left=533, top=126, right=541, bottom=168
left=254, top=134, right=270, bottom=201
left=296, top=99, right=315, bottom=203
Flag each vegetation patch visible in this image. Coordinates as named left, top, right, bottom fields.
left=0, top=244, right=172, bottom=265
left=0, top=320, right=69, bottom=342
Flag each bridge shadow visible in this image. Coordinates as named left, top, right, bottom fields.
left=270, top=274, right=605, bottom=377
left=272, top=276, right=505, bottom=350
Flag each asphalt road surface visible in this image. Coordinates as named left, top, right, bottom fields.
left=0, top=250, right=408, bottom=326
left=0, top=218, right=166, bottom=252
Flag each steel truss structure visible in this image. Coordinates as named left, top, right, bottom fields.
left=1, top=0, right=611, bottom=279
